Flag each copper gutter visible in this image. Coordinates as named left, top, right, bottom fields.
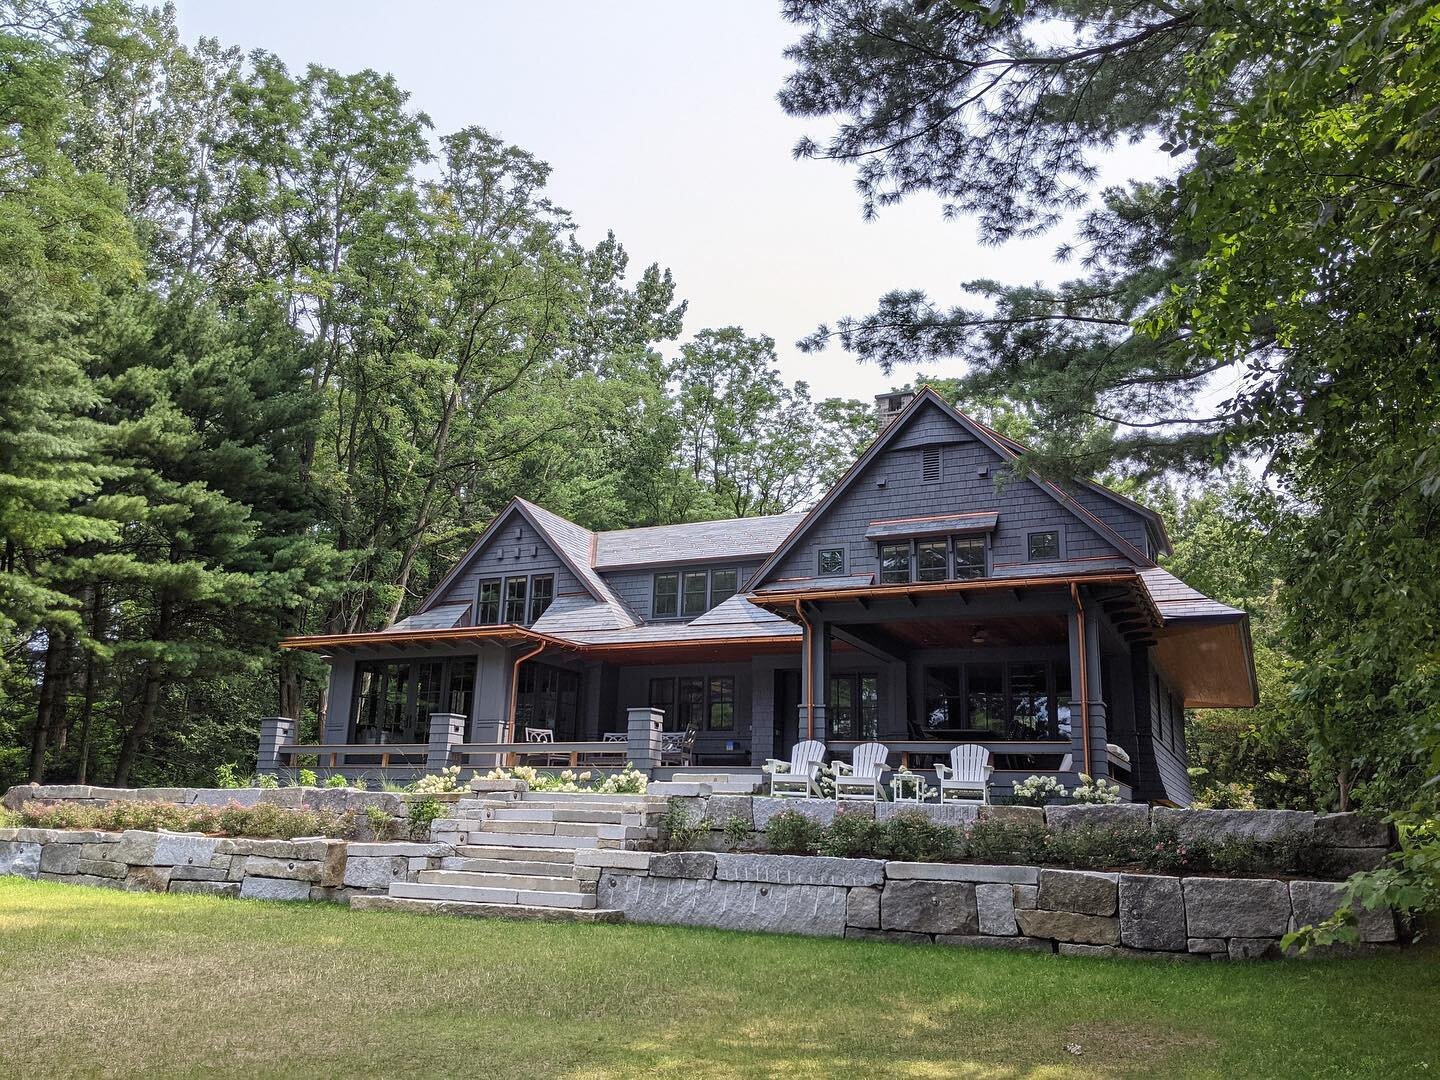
left=279, top=625, right=576, bottom=652
left=1070, top=582, right=1092, bottom=778
left=794, top=600, right=815, bottom=739
left=505, top=640, right=549, bottom=763
left=749, top=570, right=1139, bottom=607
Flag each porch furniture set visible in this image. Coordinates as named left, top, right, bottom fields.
left=765, top=741, right=998, bottom=804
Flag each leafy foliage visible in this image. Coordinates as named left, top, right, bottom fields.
left=16, top=798, right=354, bottom=838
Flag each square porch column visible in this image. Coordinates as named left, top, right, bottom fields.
left=798, top=609, right=832, bottom=743
left=426, top=712, right=466, bottom=774
left=256, top=716, right=295, bottom=776
left=627, top=707, right=664, bottom=776
left=1067, top=593, right=1111, bottom=780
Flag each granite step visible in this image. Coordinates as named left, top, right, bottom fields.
left=455, top=845, right=577, bottom=864
left=440, top=856, right=577, bottom=877
left=351, top=894, right=623, bottom=924
left=458, top=831, right=600, bottom=850
left=389, top=880, right=596, bottom=909
left=417, top=870, right=589, bottom=893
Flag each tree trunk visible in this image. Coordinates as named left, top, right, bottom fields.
left=114, top=598, right=172, bottom=788
left=27, top=630, right=69, bottom=783
left=74, top=588, right=107, bottom=785
left=1336, top=764, right=1351, bottom=812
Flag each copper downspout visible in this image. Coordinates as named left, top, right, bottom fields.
left=505, top=641, right=548, bottom=764
left=794, top=600, right=815, bottom=740
left=1070, top=583, right=1092, bottom=778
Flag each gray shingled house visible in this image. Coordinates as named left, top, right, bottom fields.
left=279, top=388, right=1256, bottom=805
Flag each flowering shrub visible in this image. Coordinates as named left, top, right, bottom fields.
left=483, top=763, right=647, bottom=795
left=411, top=766, right=465, bottom=794
left=1011, top=775, right=1068, bottom=806
left=1071, top=774, right=1122, bottom=805
left=17, top=800, right=355, bottom=839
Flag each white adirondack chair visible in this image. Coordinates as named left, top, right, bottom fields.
left=935, top=745, right=993, bottom=803
left=766, top=739, right=826, bottom=798
left=833, top=741, right=891, bottom=801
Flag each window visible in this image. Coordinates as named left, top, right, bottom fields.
left=921, top=445, right=942, bottom=482
left=1008, top=662, right=1049, bottom=738
left=830, top=673, right=879, bottom=739
left=648, top=678, right=678, bottom=731
left=677, top=677, right=705, bottom=732
left=652, top=572, right=679, bottom=618
left=708, top=675, right=735, bottom=730
left=528, top=575, right=554, bottom=624
left=879, top=542, right=911, bottom=584
left=351, top=658, right=476, bottom=745
left=920, top=661, right=1070, bottom=740
left=818, top=547, right=845, bottom=576
left=916, top=540, right=948, bottom=582
left=476, top=579, right=501, bottom=624
left=503, top=577, right=528, bottom=623
left=514, top=662, right=583, bottom=736
left=682, top=570, right=709, bottom=617
left=966, top=664, right=1005, bottom=734
left=953, top=536, right=987, bottom=580
left=710, top=568, right=738, bottom=607
left=1027, top=529, right=1061, bottom=561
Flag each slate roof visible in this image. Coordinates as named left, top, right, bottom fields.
left=1139, top=567, right=1245, bottom=621
left=592, top=513, right=808, bottom=568
left=386, top=603, right=470, bottom=633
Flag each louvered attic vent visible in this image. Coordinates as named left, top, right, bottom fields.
left=922, top=446, right=942, bottom=483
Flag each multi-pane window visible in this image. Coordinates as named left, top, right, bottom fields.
left=708, top=676, right=735, bottom=730
left=818, top=547, right=845, bottom=576
left=921, top=661, right=1071, bottom=740
left=648, top=677, right=678, bottom=731
left=351, top=657, right=477, bottom=744
left=829, top=673, right=879, bottom=739
left=879, top=542, right=911, bottom=584
left=916, top=540, right=948, bottom=582
left=953, top=537, right=987, bottom=579
left=528, top=575, right=554, bottom=623
left=653, top=572, right=680, bottom=618
left=682, top=570, right=709, bottom=616
left=677, top=677, right=706, bottom=731
left=1027, top=529, right=1061, bottom=561
left=503, top=577, right=528, bottom=623
left=477, top=579, right=501, bottom=624
left=653, top=567, right=746, bottom=618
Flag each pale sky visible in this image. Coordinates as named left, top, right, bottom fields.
left=171, top=1, right=1171, bottom=405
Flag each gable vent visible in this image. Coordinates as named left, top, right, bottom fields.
left=922, top=446, right=942, bottom=483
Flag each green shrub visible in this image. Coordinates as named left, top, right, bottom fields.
left=18, top=800, right=355, bottom=839
left=720, top=815, right=753, bottom=850
left=407, top=798, right=445, bottom=840
left=366, top=804, right=401, bottom=842
left=818, top=809, right=884, bottom=858
left=765, top=809, right=822, bottom=855
left=879, top=810, right=961, bottom=862
left=0, top=806, right=20, bottom=829
left=324, top=774, right=350, bottom=789
left=252, top=773, right=279, bottom=790
left=659, top=802, right=703, bottom=852
left=214, top=763, right=246, bottom=789
left=297, top=768, right=319, bottom=788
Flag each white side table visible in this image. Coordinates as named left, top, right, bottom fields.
left=891, top=772, right=929, bottom=803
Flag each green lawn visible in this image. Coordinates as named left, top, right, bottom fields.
left=0, top=879, right=1435, bottom=1079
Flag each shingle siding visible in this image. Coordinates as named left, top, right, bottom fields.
left=766, top=401, right=1127, bottom=583
left=436, top=518, right=583, bottom=612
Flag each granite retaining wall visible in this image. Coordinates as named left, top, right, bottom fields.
left=0, top=827, right=451, bottom=903
left=577, top=848, right=1401, bottom=959
left=665, top=794, right=1395, bottom=876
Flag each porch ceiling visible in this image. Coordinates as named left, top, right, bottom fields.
left=839, top=613, right=1068, bottom=652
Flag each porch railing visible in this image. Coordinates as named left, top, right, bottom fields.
left=452, top=741, right=628, bottom=769
left=276, top=743, right=429, bottom=768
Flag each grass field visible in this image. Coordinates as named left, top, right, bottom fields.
left=0, top=878, right=1435, bottom=1079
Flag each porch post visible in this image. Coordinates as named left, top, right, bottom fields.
left=426, top=712, right=465, bottom=774
left=798, top=609, right=831, bottom=743
left=256, top=716, right=295, bottom=776
left=1066, top=592, right=1111, bottom=780
left=627, top=706, right=664, bottom=776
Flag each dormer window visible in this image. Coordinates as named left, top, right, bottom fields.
left=1027, top=529, right=1062, bottom=561
left=652, top=567, right=742, bottom=619
left=528, top=575, right=554, bottom=623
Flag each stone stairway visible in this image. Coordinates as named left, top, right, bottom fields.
left=354, top=791, right=670, bottom=922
